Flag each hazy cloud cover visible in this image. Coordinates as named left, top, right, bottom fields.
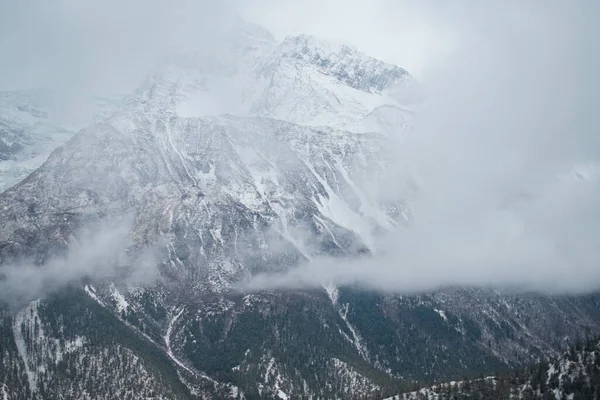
left=0, top=0, right=238, bottom=93
left=1, top=0, right=599, bottom=295
left=241, top=0, right=600, bottom=294
left=0, top=0, right=455, bottom=91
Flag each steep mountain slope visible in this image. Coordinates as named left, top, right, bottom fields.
left=0, top=111, right=404, bottom=276
left=1, top=109, right=599, bottom=399
left=0, top=290, right=194, bottom=400
left=0, top=110, right=407, bottom=398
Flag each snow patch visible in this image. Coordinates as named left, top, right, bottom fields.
left=337, top=303, right=369, bottom=360
left=303, top=157, right=376, bottom=251
left=109, top=283, right=130, bottom=314
left=434, top=309, right=448, bottom=322
left=324, top=282, right=339, bottom=305
left=12, top=303, right=38, bottom=393
left=84, top=284, right=104, bottom=306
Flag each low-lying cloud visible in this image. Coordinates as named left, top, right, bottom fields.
left=0, top=216, right=160, bottom=307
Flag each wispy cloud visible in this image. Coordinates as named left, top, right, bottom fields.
left=0, top=215, right=160, bottom=307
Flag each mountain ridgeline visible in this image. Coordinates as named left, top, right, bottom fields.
left=0, top=21, right=599, bottom=399
left=386, top=336, right=600, bottom=400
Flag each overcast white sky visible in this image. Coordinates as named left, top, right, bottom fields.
left=0, top=0, right=462, bottom=92
left=2, top=1, right=594, bottom=86
left=3, top=1, right=592, bottom=85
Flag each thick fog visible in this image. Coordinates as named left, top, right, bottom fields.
left=1, top=0, right=599, bottom=296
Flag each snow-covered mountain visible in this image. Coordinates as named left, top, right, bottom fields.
left=0, top=89, right=124, bottom=192
left=134, top=31, right=418, bottom=133
left=0, top=110, right=406, bottom=292
left=0, top=20, right=599, bottom=400
left=0, top=21, right=416, bottom=195
left=245, top=34, right=416, bottom=126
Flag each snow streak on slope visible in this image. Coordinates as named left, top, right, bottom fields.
left=164, top=307, right=223, bottom=388
left=338, top=302, right=370, bottom=360
left=109, top=284, right=130, bottom=314
left=325, top=284, right=371, bottom=360
left=165, top=308, right=193, bottom=374
left=11, top=300, right=90, bottom=395
left=12, top=306, right=36, bottom=393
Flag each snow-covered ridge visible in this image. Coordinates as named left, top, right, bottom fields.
left=245, top=34, right=416, bottom=127
left=386, top=337, right=600, bottom=400
left=130, top=29, right=417, bottom=128
left=267, top=34, right=411, bottom=93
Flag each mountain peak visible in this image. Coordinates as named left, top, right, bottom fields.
left=274, top=34, right=412, bottom=93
